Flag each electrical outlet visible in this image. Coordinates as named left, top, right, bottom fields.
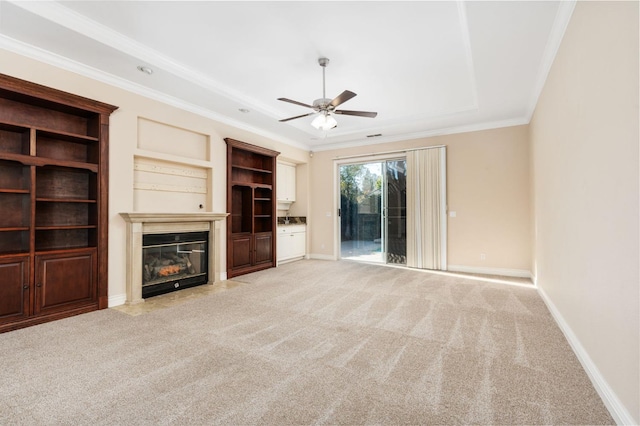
left=480, top=253, right=486, bottom=261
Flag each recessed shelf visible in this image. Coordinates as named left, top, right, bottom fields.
left=0, top=152, right=98, bottom=172
left=36, top=197, right=96, bottom=203
left=232, top=164, right=273, bottom=174
left=36, top=225, right=96, bottom=230
left=0, top=229, right=29, bottom=254
left=0, top=122, right=30, bottom=156
left=36, top=129, right=99, bottom=164
left=231, top=181, right=272, bottom=189
left=35, top=228, right=97, bottom=251
left=0, top=226, right=29, bottom=232
left=36, top=167, right=96, bottom=200
left=36, top=129, right=98, bottom=143
left=0, top=122, right=29, bottom=133
left=134, top=149, right=212, bottom=169
left=0, top=188, right=29, bottom=194
left=0, top=119, right=98, bottom=141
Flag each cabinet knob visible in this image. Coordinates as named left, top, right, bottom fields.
left=23, top=285, right=29, bottom=290
left=36, top=283, right=42, bottom=287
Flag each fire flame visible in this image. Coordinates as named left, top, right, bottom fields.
left=158, top=265, right=181, bottom=276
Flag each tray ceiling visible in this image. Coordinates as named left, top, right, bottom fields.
left=0, top=1, right=575, bottom=151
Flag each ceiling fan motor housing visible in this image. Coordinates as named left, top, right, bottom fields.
left=313, top=98, right=333, bottom=111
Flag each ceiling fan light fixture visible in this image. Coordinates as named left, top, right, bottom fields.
left=311, top=113, right=337, bottom=130
left=278, top=57, right=377, bottom=128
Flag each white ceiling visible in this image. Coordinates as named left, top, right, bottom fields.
left=0, top=1, right=574, bottom=151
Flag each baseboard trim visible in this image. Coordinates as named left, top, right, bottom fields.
left=108, top=293, right=126, bottom=308
left=447, top=265, right=532, bottom=279
left=218, top=272, right=227, bottom=281
left=537, top=286, right=635, bottom=425
left=277, top=256, right=305, bottom=266
left=308, top=253, right=337, bottom=261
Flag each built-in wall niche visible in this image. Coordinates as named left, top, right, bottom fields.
left=137, top=118, right=209, bottom=161
left=134, top=117, right=212, bottom=213
left=133, top=157, right=210, bottom=212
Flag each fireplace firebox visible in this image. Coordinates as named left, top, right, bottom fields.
left=142, top=231, right=208, bottom=298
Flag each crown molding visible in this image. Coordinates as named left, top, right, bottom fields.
left=0, top=34, right=310, bottom=151
left=316, top=100, right=480, bottom=142
left=5, top=0, right=286, bottom=121
left=311, top=117, right=529, bottom=152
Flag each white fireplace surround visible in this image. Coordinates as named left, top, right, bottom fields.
left=120, top=212, right=228, bottom=305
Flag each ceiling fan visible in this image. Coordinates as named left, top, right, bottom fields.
left=278, top=57, right=377, bottom=130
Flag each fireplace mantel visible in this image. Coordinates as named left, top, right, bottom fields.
left=120, top=212, right=228, bottom=304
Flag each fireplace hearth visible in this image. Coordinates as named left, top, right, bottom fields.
left=120, top=213, right=228, bottom=305
left=142, top=231, right=208, bottom=298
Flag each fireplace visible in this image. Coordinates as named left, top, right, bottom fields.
left=142, top=231, right=208, bottom=298
left=120, top=213, right=228, bottom=305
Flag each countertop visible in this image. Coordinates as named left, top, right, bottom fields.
left=277, top=216, right=306, bottom=225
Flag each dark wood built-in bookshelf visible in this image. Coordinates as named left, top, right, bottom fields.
left=0, top=73, right=117, bottom=333
left=225, top=138, right=279, bottom=278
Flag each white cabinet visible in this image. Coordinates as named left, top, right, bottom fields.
left=277, top=162, right=296, bottom=203
left=277, top=225, right=306, bottom=264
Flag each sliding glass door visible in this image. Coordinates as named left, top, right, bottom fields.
left=385, top=160, right=407, bottom=264
left=339, top=159, right=406, bottom=264
left=339, top=163, right=383, bottom=262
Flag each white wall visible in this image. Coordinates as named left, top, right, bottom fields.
left=530, top=2, right=639, bottom=423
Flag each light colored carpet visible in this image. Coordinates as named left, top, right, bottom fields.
left=0, top=260, right=613, bottom=425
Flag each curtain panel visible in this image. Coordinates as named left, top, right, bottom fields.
left=406, top=147, right=446, bottom=270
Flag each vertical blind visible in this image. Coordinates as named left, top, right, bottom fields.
left=406, top=147, right=447, bottom=270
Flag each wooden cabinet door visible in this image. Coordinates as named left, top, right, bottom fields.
left=35, top=249, right=97, bottom=315
left=0, top=256, right=30, bottom=325
left=254, top=233, right=273, bottom=265
left=230, top=235, right=253, bottom=270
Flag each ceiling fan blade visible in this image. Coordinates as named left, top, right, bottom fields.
left=279, top=112, right=315, bottom=122
left=334, top=109, right=378, bottom=118
left=277, top=97, right=314, bottom=109
left=329, top=90, right=357, bottom=108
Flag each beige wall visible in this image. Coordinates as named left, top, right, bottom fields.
left=530, top=1, right=639, bottom=423
left=309, top=125, right=531, bottom=274
left=0, top=49, right=310, bottom=303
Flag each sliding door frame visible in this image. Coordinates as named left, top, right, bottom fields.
left=333, top=146, right=447, bottom=270
left=334, top=154, right=406, bottom=263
